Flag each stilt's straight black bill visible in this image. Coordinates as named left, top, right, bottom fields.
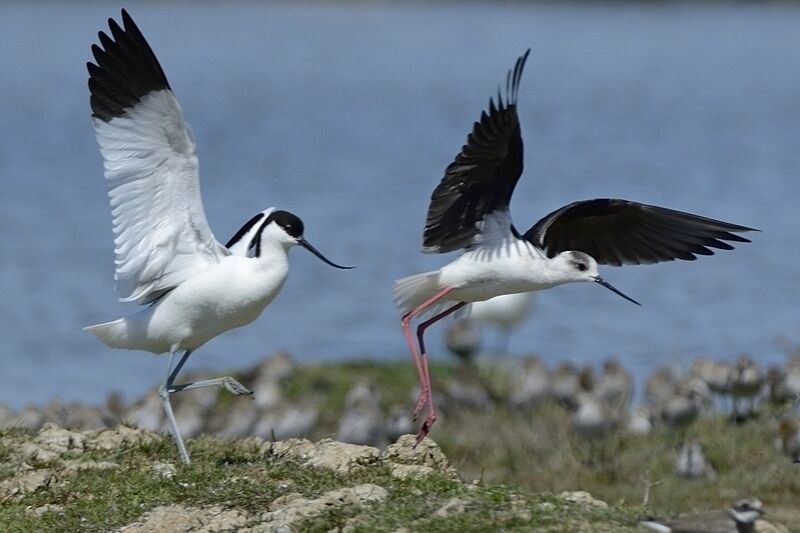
left=297, top=237, right=354, bottom=269
left=593, top=276, right=640, bottom=306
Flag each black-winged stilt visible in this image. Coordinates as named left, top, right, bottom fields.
left=393, top=50, right=756, bottom=443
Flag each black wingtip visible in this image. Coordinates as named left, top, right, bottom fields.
left=88, top=9, right=171, bottom=122
left=421, top=52, right=529, bottom=254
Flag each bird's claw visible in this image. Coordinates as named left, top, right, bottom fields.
left=414, top=414, right=436, bottom=447
left=223, top=378, right=252, bottom=396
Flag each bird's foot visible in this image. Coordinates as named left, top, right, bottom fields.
left=222, top=378, right=252, bottom=396
left=414, top=413, right=437, bottom=447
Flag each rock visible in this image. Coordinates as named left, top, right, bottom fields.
left=558, top=491, right=608, bottom=509
left=262, top=438, right=379, bottom=475
left=433, top=497, right=468, bottom=517
left=246, top=484, right=388, bottom=532
left=27, top=504, right=64, bottom=517
left=381, top=435, right=459, bottom=481
left=88, top=425, right=158, bottom=451
left=152, top=462, right=177, bottom=479
left=63, top=460, right=119, bottom=472
left=19, top=442, right=61, bottom=463
left=35, top=423, right=86, bottom=454
left=388, top=463, right=437, bottom=480
left=117, top=505, right=250, bottom=533
left=0, top=469, right=57, bottom=500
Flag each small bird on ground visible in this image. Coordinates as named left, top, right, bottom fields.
left=507, top=354, right=551, bottom=407
left=336, top=381, right=387, bottom=448
left=675, top=440, right=716, bottom=480
left=444, top=319, right=482, bottom=364
left=393, top=50, right=755, bottom=443
left=639, top=497, right=764, bottom=533
left=728, top=356, right=765, bottom=421
left=468, top=292, right=533, bottom=355
left=551, top=362, right=582, bottom=408
left=692, top=358, right=733, bottom=411
left=571, top=393, right=616, bottom=437
left=595, top=359, right=634, bottom=411
left=645, top=367, right=678, bottom=409
left=84, top=11, right=352, bottom=463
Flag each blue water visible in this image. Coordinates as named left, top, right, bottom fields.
left=1, top=2, right=799, bottom=409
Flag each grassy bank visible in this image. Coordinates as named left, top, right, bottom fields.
left=0, top=426, right=641, bottom=532
left=1, top=359, right=797, bottom=531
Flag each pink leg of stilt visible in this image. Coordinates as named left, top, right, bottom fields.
left=401, top=313, right=427, bottom=417
left=399, top=287, right=456, bottom=422
left=414, top=301, right=467, bottom=444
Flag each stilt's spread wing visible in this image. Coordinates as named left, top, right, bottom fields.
left=422, top=50, right=530, bottom=254
left=88, top=10, right=228, bottom=304
left=522, top=199, right=756, bottom=266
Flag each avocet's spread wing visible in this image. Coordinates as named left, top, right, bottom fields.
left=523, top=199, right=757, bottom=266
left=422, top=50, right=530, bottom=254
left=88, top=10, right=228, bottom=304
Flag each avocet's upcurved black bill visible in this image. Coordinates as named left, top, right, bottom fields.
left=297, top=237, right=354, bottom=269
left=593, top=276, right=640, bottom=306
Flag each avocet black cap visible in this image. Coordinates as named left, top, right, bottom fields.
left=268, top=210, right=354, bottom=270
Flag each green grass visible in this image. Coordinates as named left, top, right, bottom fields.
left=2, top=359, right=797, bottom=531
left=0, top=428, right=642, bottom=532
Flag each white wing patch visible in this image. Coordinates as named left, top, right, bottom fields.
left=95, top=89, right=228, bottom=304
left=469, top=210, right=515, bottom=247
left=228, top=207, right=276, bottom=257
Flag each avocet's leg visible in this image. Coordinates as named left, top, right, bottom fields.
left=159, top=349, right=192, bottom=464
left=414, top=301, right=467, bottom=444
left=400, top=287, right=455, bottom=420
left=159, top=349, right=254, bottom=464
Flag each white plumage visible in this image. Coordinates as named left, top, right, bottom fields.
left=85, top=10, right=351, bottom=464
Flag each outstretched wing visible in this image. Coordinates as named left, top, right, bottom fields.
left=422, top=50, right=530, bottom=254
left=523, top=199, right=756, bottom=266
left=88, top=10, right=228, bottom=304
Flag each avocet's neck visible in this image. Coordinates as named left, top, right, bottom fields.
left=255, top=236, right=292, bottom=263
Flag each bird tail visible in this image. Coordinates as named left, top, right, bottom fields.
left=393, top=270, right=462, bottom=319
left=84, top=318, right=130, bottom=349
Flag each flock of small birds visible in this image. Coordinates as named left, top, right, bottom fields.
left=445, top=316, right=800, bottom=468
left=3, top=348, right=799, bottom=461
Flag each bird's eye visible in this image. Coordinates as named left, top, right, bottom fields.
left=577, top=262, right=587, bottom=272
